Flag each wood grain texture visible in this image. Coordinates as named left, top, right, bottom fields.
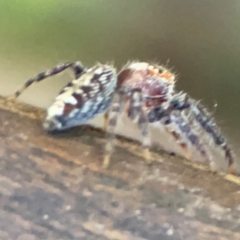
left=0, top=96, right=240, bottom=240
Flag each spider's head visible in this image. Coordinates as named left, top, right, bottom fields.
left=122, top=62, right=176, bottom=84
left=147, top=64, right=176, bottom=84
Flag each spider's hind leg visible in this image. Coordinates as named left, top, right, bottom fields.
left=8, top=61, right=85, bottom=100
left=71, top=61, right=85, bottom=79
left=103, top=111, right=109, bottom=132
left=103, top=93, right=125, bottom=168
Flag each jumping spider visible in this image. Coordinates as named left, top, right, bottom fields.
left=8, top=61, right=236, bottom=174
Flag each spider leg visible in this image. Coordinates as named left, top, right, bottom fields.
left=148, top=106, right=209, bottom=161
left=103, top=93, right=126, bottom=168
left=161, top=115, right=192, bottom=160
left=164, top=123, right=191, bottom=160
left=103, top=111, right=109, bottom=132
left=103, top=88, right=152, bottom=168
left=147, top=106, right=190, bottom=158
left=170, top=113, right=209, bottom=160
left=170, top=93, right=235, bottom=171
left=8, top=61, right=85, bottom=100
left=128, top=89, right=152, bottom=164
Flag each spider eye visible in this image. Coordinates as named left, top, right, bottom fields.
left=158, top=68, right=164, bottom=74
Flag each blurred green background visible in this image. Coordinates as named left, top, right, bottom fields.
left=0, top=0, right=239, bottom=156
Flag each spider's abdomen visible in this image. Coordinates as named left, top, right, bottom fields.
left=43, top=64, right=117, bottom=131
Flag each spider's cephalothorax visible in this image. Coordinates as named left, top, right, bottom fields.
left=9, top=61, right=118, bottom=131
left=103, top=62, right=179, bottom=167
left=104, top=61, right=236, bottom=174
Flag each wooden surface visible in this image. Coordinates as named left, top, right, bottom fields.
left=0, top=96, right=240, bottom=240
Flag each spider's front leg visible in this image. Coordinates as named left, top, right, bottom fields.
left=8, top=61, right=84, bottom=100
left=148, top=105, right=209, bottom=162
left=127, top=89, right=152, bottom=164
left=169, top=93, right=235, bottom=172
